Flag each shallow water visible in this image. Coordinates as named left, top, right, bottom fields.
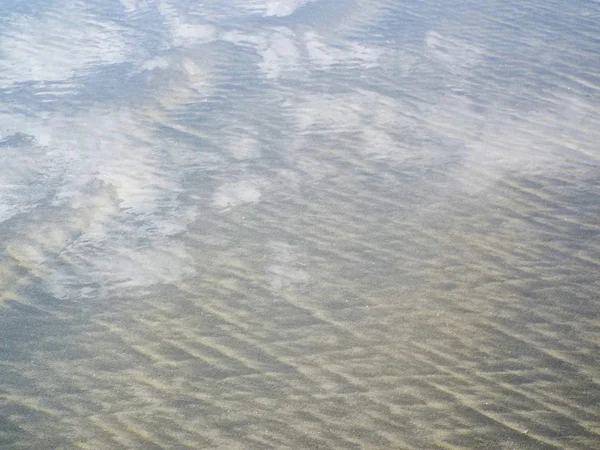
left=0, top=0, right=599, bottom=448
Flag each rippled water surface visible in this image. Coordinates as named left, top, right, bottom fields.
left=1, top=1, right=599, bottom=448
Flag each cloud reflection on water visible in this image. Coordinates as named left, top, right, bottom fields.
left=0, top=0, right=599, bottom=448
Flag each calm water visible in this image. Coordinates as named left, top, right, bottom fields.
left=1, top=0, right=599, bottom=448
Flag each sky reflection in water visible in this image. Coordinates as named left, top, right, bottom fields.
left=0, top=0, right=599, bottom=448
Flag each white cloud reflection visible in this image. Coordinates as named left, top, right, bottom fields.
left=222, top=28, right=382, bottom=80
left=0, top=105, right=211, bottom=299
left=0, top=9, right=131, bottom=88
left=304, top=31, right=382, bottom=69
left=1, top=0, right=598, bottom=307
left=158, top=0, right=217, bottom=48
left=212, top=179, right=266, bottom=211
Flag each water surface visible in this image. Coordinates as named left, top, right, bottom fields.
left=0, top=0, right=599, bottom=448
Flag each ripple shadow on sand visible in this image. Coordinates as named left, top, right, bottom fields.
left=0, top=0, right=599, bottom=448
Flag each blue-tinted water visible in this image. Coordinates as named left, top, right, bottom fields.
left=1, top=0, right=599, bottom=448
